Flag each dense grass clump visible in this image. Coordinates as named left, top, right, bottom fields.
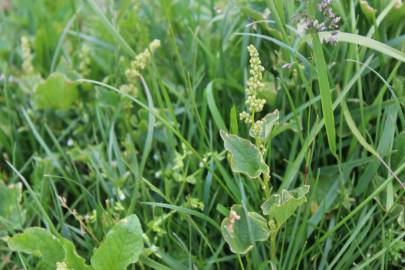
left=0, top=0, right=404, bottom=269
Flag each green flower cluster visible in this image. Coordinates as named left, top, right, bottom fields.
left=239, top=45, right=266, bottom=125
left=20, top=36, right=34, bottom=74
left=240, top=44, right=269, bottom=143
left=120, top=39, right=161, bottom=98
left=125, top=39, right=161, bottom=80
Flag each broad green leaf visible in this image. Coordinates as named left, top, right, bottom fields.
left=249, top=110, right=279, bottom=140
left=91, top=214, right=144, bottom=270
left=33, top=72, right=79, bottom=109
left=7, top=227, right=64, bottom=270
left=261, top=185, right=310, bottom=228
left=61, top=238, right=92, bottom=270
left=221, top=205, right=269, bottom=254
left=0, top=181, right=26, bottom=232
left=220, top=130, right=269, bottom=178
left=312, top=33, right=336, bottom=155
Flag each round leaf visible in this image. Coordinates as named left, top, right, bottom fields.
left=91, top=214, right=144, bottom=270
left=261, top=185, right=310, bottom=227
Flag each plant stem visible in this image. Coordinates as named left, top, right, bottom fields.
left=237, top=254, right=246, bottom=270
left=271, top=232, right=277, bottom=263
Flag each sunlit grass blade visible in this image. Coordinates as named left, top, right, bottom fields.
left=206, top=82, right=227, bottom=131
left=312, top=33, right=336, bottom=155
left=319, top=31, right=405, bottom=63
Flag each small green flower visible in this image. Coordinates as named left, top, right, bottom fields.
left=20, top=36, right=34, bottom=74
left=240, top=44, right=266, bottom=120
left=125, top=39, right=161, bottom=80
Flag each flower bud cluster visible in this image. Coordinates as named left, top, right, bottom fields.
left=120, top=39, right=161, bottom=104
left=20, top=36, right=34, bottom=74
left=125, top=39, right=161, bottom=80
left=239, top=45, right=266, bottom=125
left=250, top=119, right=264, bottom=138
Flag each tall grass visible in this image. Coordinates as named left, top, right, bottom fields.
left=0, top=0, right=404, bottom=269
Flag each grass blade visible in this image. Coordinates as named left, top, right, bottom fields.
left=312, top=33, right=336, bottom=155
left=206, top=82, right=227, bottom=131
left=341, top=99, right=404, bottom=189
left=319, top=31, right=405, bottom=63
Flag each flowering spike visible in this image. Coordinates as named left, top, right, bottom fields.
left=240, top=44, right=266, bottom=124
left=20, top=36, right=34, bottom=74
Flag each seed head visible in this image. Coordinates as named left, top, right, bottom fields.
left=20, top=36, right=34, bottom=74
left=240, top=44, right=266, bottom=123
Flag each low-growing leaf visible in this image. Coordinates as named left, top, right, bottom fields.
left=91, top=214, right=144, bottom=270
left=7, top=227, right=64, bottom=270
left=0, top=181, right=26, bottom=232
left=221, top=205, right=269, bottom=254
left=33, top=72, right=79, bottom=109
left=61, top=238, right=92, bottom=270
left=261, top=185, right=310, bottom=228
left=220, top=130, right=269, bottom=178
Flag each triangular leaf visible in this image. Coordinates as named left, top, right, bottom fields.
left=220, top=130, right=269, bottom=178
left=91, top=214, right=144, bottom=270
left=221, top=205, right=269, bottom=254
left=261, top=185, right=310, bottom=227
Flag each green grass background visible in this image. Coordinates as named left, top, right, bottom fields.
left=0, top=0, right=404, bottom=269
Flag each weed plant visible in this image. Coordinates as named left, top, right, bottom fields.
left=0, top=0, right=404, bottom=269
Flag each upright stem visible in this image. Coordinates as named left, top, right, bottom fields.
left=270, top=231, right=278, bottom=263
left=261, top=173, right=271, bottom=198
left=237, top=254, right=246, bottom=270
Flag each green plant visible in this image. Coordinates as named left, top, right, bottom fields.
left=7, top=215, right=143, bottom=270
left=220, top=45, right=309, bottom=262
left=1, top=0, right=404, bottom=269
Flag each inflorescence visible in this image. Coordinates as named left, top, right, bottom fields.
left=125, top=39, right=161, bottom=80
left=239, top=44, right=266, bottom=125
left=120, top=39, right=161, bottom=98
left=298, top=0, right=341, bottom=45
left=239, top=44, right=271, bottom=151
left=20, top=36, right=34, bottom=74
